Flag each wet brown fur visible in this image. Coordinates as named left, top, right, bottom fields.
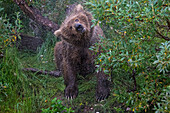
left=54, top=4, right=109, bottom=100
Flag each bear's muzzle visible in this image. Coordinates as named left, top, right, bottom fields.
left=74, top=23, right=86, bottom=33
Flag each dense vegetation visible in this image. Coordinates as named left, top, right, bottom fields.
left=86, top=0, right=169, bottom=112
left=0, top=0, right=169, bottom=113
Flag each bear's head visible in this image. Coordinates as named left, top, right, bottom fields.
left=54, top=4, right=93, bottom=47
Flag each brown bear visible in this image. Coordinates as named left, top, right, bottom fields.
left=54, top=4, right=109, bottom=101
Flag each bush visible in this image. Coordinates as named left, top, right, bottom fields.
left=0, top=11, right=23, bottom=56
left=42, top=98, right=74, bottom=113
left=86, top=0, right=169, bottom=112
left=0, top=6, right=28, bottom=112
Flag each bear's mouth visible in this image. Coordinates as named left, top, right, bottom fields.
left=74, top=23, right=86, bottom=33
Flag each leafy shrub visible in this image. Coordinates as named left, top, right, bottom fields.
left=153, top=85, right=170, bottom=113
left=86, top=0, right=169, bottom=112
left=153, top=41, right=170, bottom=74
left=42, top=98, right=74, bottom=113
left=0, top=7, right=26, bottom=112
left=0, top=11, right=23, bottom=56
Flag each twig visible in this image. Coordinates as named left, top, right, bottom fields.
left=155, top=29, right=170, bottom=41
left=165, top=17, right=170, bottom=29
left=132, top=69, right=137, bottom=91
left=22, top=68, right=61, bottom=77
left=155, top=21, right=169, bottom=30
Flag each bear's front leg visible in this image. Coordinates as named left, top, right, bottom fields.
left=63, top=59, right=78, bottom=99
left=96, top=71, right=110, bottom=101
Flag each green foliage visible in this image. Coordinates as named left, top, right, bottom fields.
left=86, top=0, right=169, bottom=75
left=153, top=85, right=170, bottom=113
left=0, top=11, right=23, bottom=55
left=0, top=3, right=60, bottom=112
left=153, top=41, right=170, bottom=74
left=86, top=0, right=169, bottom=112
left=42, top=98, right=74, bottom=113
left=0, top=27, right=63, bottom=112
left=0, top=10, right=23, bottom=105
left=0, top=0, right=20, bottom=18
left=0, top=82, right=8, bottom=102
left=0, top=47, right=31, bottom=112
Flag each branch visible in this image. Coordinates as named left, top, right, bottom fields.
left=132, top=69, right=137, bottom=91
left=155, top=29, right=170, bottom=41
left=126, top=62, right=137, bottom=92
left=165, top=17, right=170, bottom=29
left=155, top=21, right=169, bottom=30
left=22, top=68, right=61, bottom=77
left=13, top=0, right=59, bottom=32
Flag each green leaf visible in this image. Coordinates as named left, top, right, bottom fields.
left=153, top=60, right=159, bottom=64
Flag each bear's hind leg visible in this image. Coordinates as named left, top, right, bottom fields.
left=96, top=71, right=110, bottom=101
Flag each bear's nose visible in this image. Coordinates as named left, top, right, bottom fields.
left=74, top=23, right=84, bottom=32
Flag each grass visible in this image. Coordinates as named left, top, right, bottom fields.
left=0, top=33, right=126, bottom=113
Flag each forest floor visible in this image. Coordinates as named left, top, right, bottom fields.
left=17, top=39, right=120, bottom=113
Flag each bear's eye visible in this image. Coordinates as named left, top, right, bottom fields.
left=72, top=34, right=76, bottom=37
left=75, top=19, right=79, bottom=22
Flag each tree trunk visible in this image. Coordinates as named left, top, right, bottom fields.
left=13, top=0, right=59, bottom=32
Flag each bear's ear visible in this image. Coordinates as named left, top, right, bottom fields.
left=54, top=30, right=61, bottom=37
left=75, top=4, right=84, bottom=12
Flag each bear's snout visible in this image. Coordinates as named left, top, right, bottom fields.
left=74, top=23, right=85, bottom=33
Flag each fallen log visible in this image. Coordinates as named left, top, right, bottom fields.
left=23, top=68, right=61, bottom=77
left=15, top=34, right=44, bottom=52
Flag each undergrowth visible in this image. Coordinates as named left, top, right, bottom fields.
left=0, top=41, right=124, bottom=113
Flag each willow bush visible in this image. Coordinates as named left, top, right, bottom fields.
left=86, top=0, right=169, bottom=112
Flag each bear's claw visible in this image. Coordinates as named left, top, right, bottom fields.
left=64, top=85, right=78, bottom=100
left=96, top=86, right=110, bottom=101
left=96, top=93, right=109, bottom=102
